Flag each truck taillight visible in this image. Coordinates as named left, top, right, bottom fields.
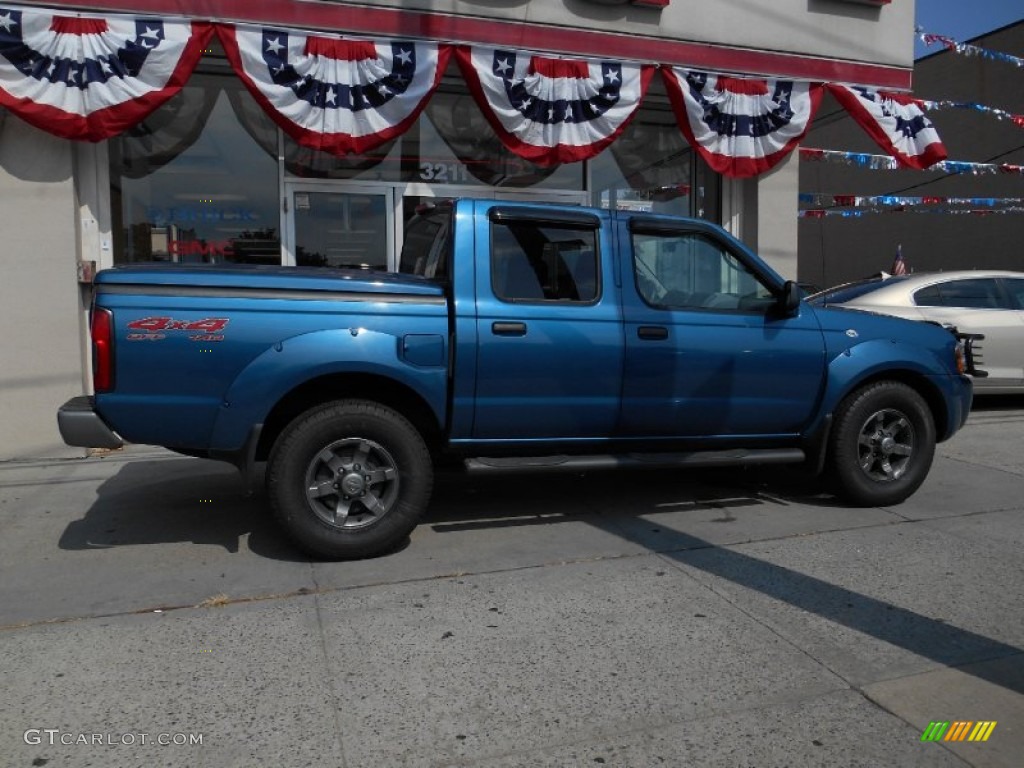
left=91, top=308, right=114, bottom=393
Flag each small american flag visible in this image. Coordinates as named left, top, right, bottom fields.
left=891, top=244, right=908, bottom=276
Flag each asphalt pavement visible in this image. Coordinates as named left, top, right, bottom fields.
left=1, top=397, right=1022, bottom=767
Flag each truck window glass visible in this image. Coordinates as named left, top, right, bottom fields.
left=632, top=231, right=773, bottom=312
left=400, top=207, right=452, bottom=280
left=491, top=221, right=598, bottom=303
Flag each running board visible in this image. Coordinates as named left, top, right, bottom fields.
left=464, top=448, right=806, bottom=475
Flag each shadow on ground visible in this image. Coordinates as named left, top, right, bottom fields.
left=59, top=456, right=1024, bottom=696
left=59, top=458, right=835, bottom=559
left=57, top=457, right=305, bottom=562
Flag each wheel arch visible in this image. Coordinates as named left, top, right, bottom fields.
left=255, top=373, right=444, bottom=462
left=832, top=369, right=951, bottom=441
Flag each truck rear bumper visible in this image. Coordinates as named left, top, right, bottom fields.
left=57, top=396, right=124, bottom=449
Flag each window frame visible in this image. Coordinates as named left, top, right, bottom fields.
left=487, top=208, right=602, bottom=306
left=627, top=220, right=779, bottom=314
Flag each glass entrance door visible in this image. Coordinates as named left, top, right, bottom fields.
left=284, top=184, right=396, bottom=270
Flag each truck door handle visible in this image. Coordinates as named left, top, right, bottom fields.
left=637, top=326, right=669, bottom=341
left=492, top=321, right=527, bottom=337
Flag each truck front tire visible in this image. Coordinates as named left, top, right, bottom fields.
left=267, top=400, right=433, bottom=559
left=827, top=381, right=936, bottom=507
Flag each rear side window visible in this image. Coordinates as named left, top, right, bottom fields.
left=914, top=278, right=1004, bottom=309
left=490, top=220, right=598, bottom=303
left=400, top=209, right=452, bottom=280
left=1002, top=278, right=1024, bottom=309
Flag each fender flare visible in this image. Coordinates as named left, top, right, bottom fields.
left=207, top=328, right=447, bottom=452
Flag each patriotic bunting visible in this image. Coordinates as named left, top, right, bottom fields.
left=217, top=24, right=451, bottom=156
left=661, top=68, right=823, bottom=178
left=1, top=4, right=970, bottom=178
left=0, top=4, right=211, bottom=141
left=827, top=85, right=947, bottom=170
left=456, top=46, right=653, bottom=166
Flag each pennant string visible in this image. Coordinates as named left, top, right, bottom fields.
left=920, top=100, right=1024, bottom=130
left=800, top=147, right=1024, bottom=175
left=800, top=207, right=1024, bottom=218
left=916, top=27, right=1024, bottom=69
left=798, top=194, right=1024, bottom=208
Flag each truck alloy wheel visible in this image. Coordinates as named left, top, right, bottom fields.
left=267, top=400, right=433, bottom=559
left=828, top=381, right=936, bottom=507
left=855, top=408, right=916, bottom=483
left=304, top=437, right=400, bottom=530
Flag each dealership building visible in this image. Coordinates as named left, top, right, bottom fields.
left=0, top=0, right=919, bottom=459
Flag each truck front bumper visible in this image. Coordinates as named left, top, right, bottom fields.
left=57, top=396, right=124, bottom=449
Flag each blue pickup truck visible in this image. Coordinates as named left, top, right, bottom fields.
left=59, top=199, right=974, bottom=558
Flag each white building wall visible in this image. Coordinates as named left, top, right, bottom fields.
left=358, top=0, right=916, bottom=74
left=755, top=152, right=800, bottom=280
left=0, top=115, right=86, bottom=459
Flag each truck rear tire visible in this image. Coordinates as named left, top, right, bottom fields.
left=827, top=381, right=935, bottom=507
left=267, top=400, right=433, bottom=559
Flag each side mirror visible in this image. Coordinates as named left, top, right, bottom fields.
left=778, top=280, right=802, bottom=316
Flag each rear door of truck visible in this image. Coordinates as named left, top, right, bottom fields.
left=466, top=202, right=624, bottom=441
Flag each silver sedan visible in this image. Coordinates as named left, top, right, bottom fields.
left=810, top=271, right=1024, bottom=394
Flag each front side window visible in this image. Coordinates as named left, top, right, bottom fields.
left=632, top=231, right=774, bottom=312
left=491, top=220, right=598, bottom=303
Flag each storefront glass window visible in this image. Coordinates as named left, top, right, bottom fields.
left=281, top=66, right=583, bottom=191
left=292, top=191, right=389, bottom=268
left=110, top=73, right=280, bottom=265
left=108, top=63, right=715, bottom=272
left=591, top=82, right=717, bottom=219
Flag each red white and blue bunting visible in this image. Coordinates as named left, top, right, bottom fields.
left=456, top=46, right=653, bottom=166
left=1, top=3, right=963, bottom=177
left=0, top=4, right=211, bottom=141
left=661, top=68, right=823, bottom=178
left=217, top=24, right=451, bottom=155
left=826, top=84, right=947, bottom=170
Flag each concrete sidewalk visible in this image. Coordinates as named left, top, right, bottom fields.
left=1, top=401, right=1023, bottom=767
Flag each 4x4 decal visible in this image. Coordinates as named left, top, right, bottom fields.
left=126, top=317, right=229, bottom=342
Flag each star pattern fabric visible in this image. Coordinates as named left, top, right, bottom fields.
left=456, top=46, right=653, bottom=166
left=0, top=3, right=211, bottom=140
left=217, top=23, right=450, bottom=156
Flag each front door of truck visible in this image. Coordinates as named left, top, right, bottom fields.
left=618, top=218, right=825, bottom=439
left=470, top=204, right=624, bottom=440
